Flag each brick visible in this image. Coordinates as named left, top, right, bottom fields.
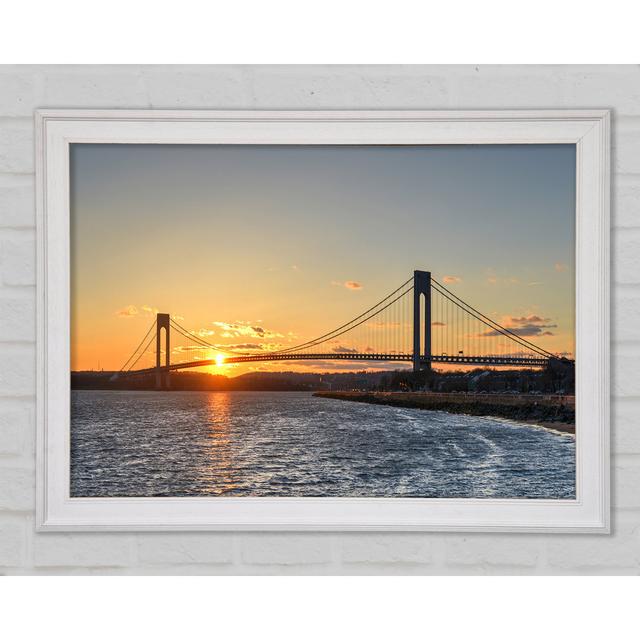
left=613, top=289, right=640, bottom=342
left=340, top=533, right=432, bottom=564
left=613, top=229, right=640, bottom=285
left=0, top=345, right=35, bottom=397
left=0, top=516, right=26, bottom=566
left=445, top=534, right=541, bottom=567
left=0, top=405, right=31, bottom=455
left=137, top=533, right=234, bottom=564
left=546, top=515, right=640, bottom=569
left=0, top=467, right=33, bottom=511
left=612, top=400, right=640, bottom=454
left=144, top=66, right=251, bottom=108
left=614, top=126, right=640, bottom=175
left=239, top=533, right=332, bottom=565
left=249, top=66, right=448, bottom=108
left=34, top=533, right=133, bottom=567
left=612, top=352, right=640, bottom=398
left=42, top=70, right=149, bottom=108
left=615, top=458, right=640, bottom=509
left=558, top=67, right=640, bottom=116
left=0, top=120, right=33, bottom=173
left=613, top=178, right=640, bottom=228
left=0, top=176, right=34, bottom=228
left=0, top=230, right=35, bottom=286
left=0, top=295, right=35, bottom=342
left=0, top=70, right=42, bottom=117
left=447, top=67, right=563, bottom=108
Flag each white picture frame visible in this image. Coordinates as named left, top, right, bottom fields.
left=36, top=109, right=610, bottom=532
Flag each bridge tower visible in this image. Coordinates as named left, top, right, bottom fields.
left=155, top=313, right=171, bottom=390
left=413, top=270, right=432, bottom=372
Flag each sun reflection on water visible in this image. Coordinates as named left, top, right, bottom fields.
left=201, top=393, right=239, bottom=494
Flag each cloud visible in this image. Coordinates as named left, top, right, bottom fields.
left=509, top=315, right=549, bottom=325
left=331, top=280, right=363, bottom=290
left=213, top=321, right=283, bottom=339
left=485, top=272, right=519, bottom=286
left=555, top=262, right=568, bottom=272
left=115, top=305, right=138, bottom=318
left=116, top=304, right=161, bottom=319
left=290, top=360, right=411, bottom=372
left=432, top=321, right=446, bottom=327
left=332, top=346, right=358, bottom=353
left=479, top=314, right=557, bottom=338
left=173, top=345, right=216, bottom=354
left=221, top=342, right=264, bottom=351
left=527, top=282, right=542, bottom=287
left=442, top=275, right=461, bottom=284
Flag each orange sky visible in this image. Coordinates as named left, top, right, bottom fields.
left=70, top=144, right=576, bottom=376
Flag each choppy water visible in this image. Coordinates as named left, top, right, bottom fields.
left=70, top=390, right=575, bottom=498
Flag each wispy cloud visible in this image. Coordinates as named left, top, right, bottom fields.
left=432, top=321, right=446, bottom=327
left=116, top=304, right=160, bottom=319
left=332, top=280, right=363, bottom=290
left=115, top=305, right=138, bottom=318
left=194, top=328, right=215, bottom=338
left=442, top=275, right=461, bottom=284
left=555, top=262, right=568, bottom=272
left=332, top=346, right=358, bottom=354
left=486, top=276, right=520, bottom=285
left=479, top=314, right=557, bottom=338
left=212, top=321, right=283, bottom=339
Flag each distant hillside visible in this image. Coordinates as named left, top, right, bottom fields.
left=70, top=369, right=390, bottom=392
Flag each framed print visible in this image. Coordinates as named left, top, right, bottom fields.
left=36, top=109, right=610, bottom=532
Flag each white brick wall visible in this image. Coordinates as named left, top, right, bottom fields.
left=0, top=64, right=638, bottom=575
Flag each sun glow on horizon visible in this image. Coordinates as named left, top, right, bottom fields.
left=215, top=353, right=225, bottom=367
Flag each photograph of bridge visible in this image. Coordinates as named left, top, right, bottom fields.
left=70, top=143, right=576, bottom=499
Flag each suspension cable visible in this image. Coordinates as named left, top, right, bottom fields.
left=433, top=287, right=548, bottom=359
left=431, top=281, right=554, bottom=358
left=170, top=319, right=262, bottom=356
left=432, top=280, right=557, bottom=357
left=274, top=286, right=414, bottom=354
left=271, top=278, right=414, bottom=354
left=124, top=331, right=156, bottom=372
left=118, top=319, right=156, bottom=371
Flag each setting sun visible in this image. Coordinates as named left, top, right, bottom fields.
left=215, top=353, right=225, bottom=366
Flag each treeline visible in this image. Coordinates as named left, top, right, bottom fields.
left=376, top=360, right=575, bottom=395
left=71, top=360, right=574, bottom=394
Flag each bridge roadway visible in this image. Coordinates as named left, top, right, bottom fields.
left=120, top=352, right=553, bottom=377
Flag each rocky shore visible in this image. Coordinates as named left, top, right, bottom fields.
left=313, top=391, right=575, bottom=434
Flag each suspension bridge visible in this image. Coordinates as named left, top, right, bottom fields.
left=113, top=270, right=572, bottom=389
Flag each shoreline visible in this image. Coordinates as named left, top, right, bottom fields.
left=313, top=391, right=575, bottom=434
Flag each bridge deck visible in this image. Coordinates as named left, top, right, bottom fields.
left=119, top=352, right=556, bottom=378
